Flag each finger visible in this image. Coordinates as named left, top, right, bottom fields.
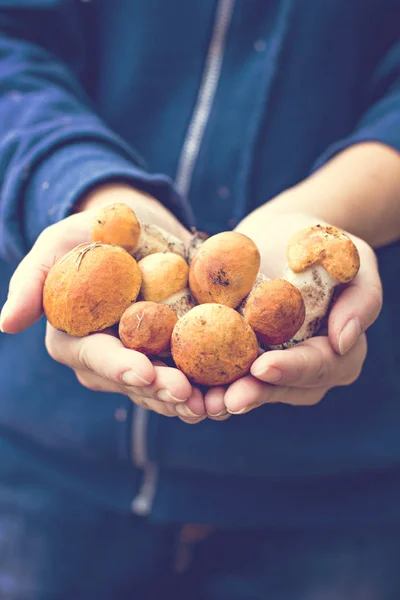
left=148, top=361, right=205, bottom=415
left=174, top=387, right=207, bottom=420
left=45, top=324, right=156, bottom=386
left=224, top=375, right=328, bottom=413
left=74, top=369, right=129, bottom=395
left=204, top=387, right=230, bottom=420
left=129, top=389, right=206, bottom=422
left=128, top=395, right=178, bottom=417
left=74, top=369, right=179, bottom=417
left=1, top=241, right=53, bottom=333
left=328, top=241, right=382, bottom=355
left=0, top=214, right=91, bottom=334
left=224, top=376, right=282, bottom=414
left=176, top=388, right=208, bottom=423
left=128, top=365, right=193, bottom=404
left=251, top=334, right=367, bottom=388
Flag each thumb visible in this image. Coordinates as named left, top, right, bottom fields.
left=0, top=239, right=55, bottom=334
left=328, top=241, right=382, bottom=355
left=1, top=214, right=91, bottom=334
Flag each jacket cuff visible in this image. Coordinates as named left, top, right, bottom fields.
left=24, top=142, right=195, bottom=245
left=312, top=103, right=400, bottom=172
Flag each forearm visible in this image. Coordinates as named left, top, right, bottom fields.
left=246, top=142, right=400, bottom=248
left=0, top=8, right=193, bottom=263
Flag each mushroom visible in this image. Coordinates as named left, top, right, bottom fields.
left=171, top=304, right=259, bottom=386
left=189, top=231, right=261, bottom=308
left=137, top=252, right=196, bottom=318
left=239, top=278, right=306, bottom=347
left=43, top=242, right=142, bottom=337
left=91, top=202, right=186, bottom=261
left=186, top=229, right=209, bottom=265
left=277, top=224, right=360, bottom=347
left=119, top=301, right=178, bottom=356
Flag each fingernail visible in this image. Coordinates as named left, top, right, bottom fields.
left=0, top=301, right=10, bottom=333
left=338, top=318, right=362, bottom=355
left=252, top=365, right=283, bottom=383
left=207, top=409, right=228, bottom=418
left=157, top=389, right=187, bottom=403
left=227, top=405, right=255, bottom=415
left=175, top=403, right=203, bottom=419
left=121, top=370, right=152, bottom=386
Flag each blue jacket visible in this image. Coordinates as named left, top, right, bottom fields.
left=1, top=0, right=400, bottom=528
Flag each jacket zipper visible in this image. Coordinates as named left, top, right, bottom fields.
left=175, top=0, right=235, bottom=197
left=130, top=405, right=157, bottom=515
left=130, top=0, right=235, bottom=516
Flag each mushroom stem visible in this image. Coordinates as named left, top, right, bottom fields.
left=186, top=229, right=209, bottom=265
left=161, top=289, right=196, bottom=319
left=134, top=222, right=186, bottom=261
left=237, top=272, right=269, bottom=355
left=271, top=264, right=337, bottom=348
left=137, top=252, right=196, bottom=320
left=269, top=224, right=360, bottom=349
left=91, top=203, right=186, bottom=260
left=237, top=272, right=270, bottom=316
left=238, top=274, right=306, bottom=350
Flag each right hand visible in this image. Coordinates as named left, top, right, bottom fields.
left=0, top=184, right=206, bottom=423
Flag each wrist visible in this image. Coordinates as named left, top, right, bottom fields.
left=235, top=208, right=331, bottom=279
left=259, top=142, right=400, bottom=247
left=76, top=182, right=159, bottom=213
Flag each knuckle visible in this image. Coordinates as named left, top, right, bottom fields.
left=7, top=273, right=19, bottom=297
left=128, top=394, right=150, bottom=409
left=313, top=350, right=330, bottom=383
left=315, top=360, right=329, bottom=383
left=341, top=335, right=368, bottom=386
left=340, top=370, right=361, bottom=387
left=179, top=416, right=206, bottom=424
left=37, top=224, right=58, bottom=245
left=308, top=392, right=325, bottom=405
left=45, top=330, right=60, bottom=362
left=77, top=342, right=92, bottom=371
left=340, top=364, right=363, bottom=386
left=368, top=284, right=383, bottom=321
left=75, top=371, right=102, bottom=392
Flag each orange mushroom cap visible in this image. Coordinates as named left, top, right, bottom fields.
left=43, top=242, right=141, bottom=337
left=242, top=279, right=305, bottom=346
left=171, top=303, right=259, bottom=386
left=189, top=231, right=260, bottom=308
left=286, top=224, right=360, bottom=283
left=91, top=203, right=141, bottom=253
left=138, top=252, right=190, bottom=303
left=119, top=301, right=178, bottom=355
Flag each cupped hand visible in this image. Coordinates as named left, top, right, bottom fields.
left=0, top=185, right=206, bottom=423
left=205, top=215, right=382, bottom=417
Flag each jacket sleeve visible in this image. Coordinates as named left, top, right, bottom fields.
left=0, top=2, right=194, bottom=264
left=312, top=37, right=400, bottom=172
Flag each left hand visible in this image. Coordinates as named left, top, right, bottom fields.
left=0, top=185, right=206, bottom=424
left=204, top=212, right=383, bottom=418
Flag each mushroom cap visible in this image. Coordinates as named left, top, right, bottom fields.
left=119, top=301, right=178, bottom=355
left=286, top=225, right=360, bottom=283
left=138, top=252, right=189, bottom=303
left=242, top=279, right=305, bottom=346
left=91, top=203, right=141, bottom=253
left=188, top=231, right=261, bottom=308
left=43, top=242, right=142, bottom=337
left=171, top=303, right=259, bottom=386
